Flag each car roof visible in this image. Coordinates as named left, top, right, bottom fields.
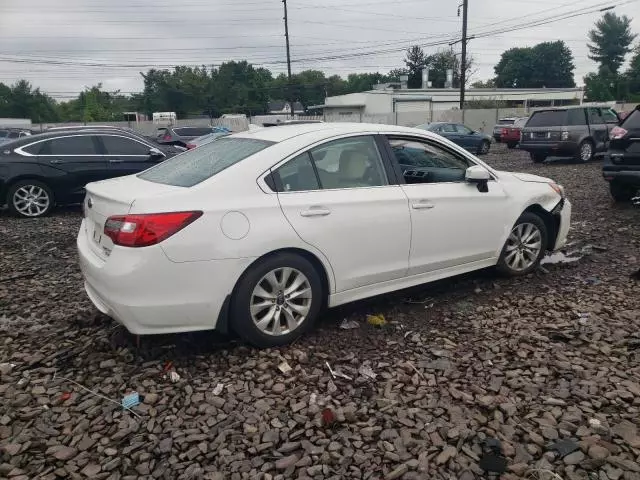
left=232, top=122, right=446, bottom=143
left=8, top=128, right=153, bottom=146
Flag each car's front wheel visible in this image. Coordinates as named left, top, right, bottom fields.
left=477, top=140, right=490, bottom=155
left=7, top=180, right=54, bottom=218
left=609, top=181, right=637, bottom=202
left=231, top=253, right=323, bottom=347
left=497, top=212, right=548, bottom=276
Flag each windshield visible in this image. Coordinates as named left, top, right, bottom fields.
left=527, top=110, right=567, bottom=127
left=139, top=137, right=273, bottom=187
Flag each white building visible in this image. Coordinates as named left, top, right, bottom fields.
left=310, top=87, right=585, bottom=118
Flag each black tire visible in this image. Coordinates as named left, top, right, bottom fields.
left=530, top=152, right=546, bottom=163
left=496, top=212, right=548, bottom=276
left=506, top=142, right=517, bottom=149
left=477, top=140, right=490, bottom=155
left=231, top=253, right=323, bottom=348
left=576, top=140, right=594, bottom=163
left=609, top=181, right=637, bottom=202
left=7, top=180, right=54, bottom=218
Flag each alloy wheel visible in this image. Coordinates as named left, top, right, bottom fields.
left=13, top=185, right=50, bottom=217
left=503, top=223, right=543, bottom=272
left=480, top=141, right=490, bottom=154
left=250, top=267, right=312, bottom=336
left=580, top=142, right=592, bottom=162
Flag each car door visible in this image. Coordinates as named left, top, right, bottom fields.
left=97, top=133, right=162, bottom=176
left=272, top=134, right=411, bottom=292
left=35, top=134, right=109, bottom=201
left=383, top=134, right=509, bottom=275
left=587, top=107, right=608, bottom=151
left=454, top=124, right=478, bottom=150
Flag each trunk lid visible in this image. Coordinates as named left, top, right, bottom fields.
left=83, top=175, right=185, bottom=260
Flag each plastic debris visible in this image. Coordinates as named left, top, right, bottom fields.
left=339, top=319, right=360, bottom=330
left=358, top=364, right=377, bottom=380
left=325, top=361, right=352, bottom=381
left=366, top=314, right=387, bottom=327
left=479, top=438, right=507, bottom=474
left=278, top=360, right=292, bottom=374
left=168, top=371, right=180, bottom=383
left=588, top=418, right=602, bottom=428
left=212, top=383, right=224, bottom=396
left=321, top=407, right=336, bottom=426
left=121, top=392, right=140, bottom=409
left=541, top=251, right=582, bottom=265
left=548, top=438, right=579, bottom=458
left=60, top=392, right=71, bottom=401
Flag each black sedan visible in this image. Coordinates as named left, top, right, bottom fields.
left=0, top=129, right=181, bottom=218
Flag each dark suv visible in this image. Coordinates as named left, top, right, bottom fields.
left=603, top=105, right=640, bottom=201
left=520, top=105, right=620, bottom=163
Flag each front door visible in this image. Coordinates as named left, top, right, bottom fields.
left=385, top=135, right=509, bottom=275
left=587, top=107, right=608, bottom=151
left=36, top=134, right=110, bottom=202
left=273, top=135, right=411, bottom=292
left=96, top=133, right=161, bottom=176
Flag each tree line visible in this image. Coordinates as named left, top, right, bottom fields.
left=0, top=11, right=638, bottom=123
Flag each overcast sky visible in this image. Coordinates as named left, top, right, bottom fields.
left=1, top=0, right=638, bottom=100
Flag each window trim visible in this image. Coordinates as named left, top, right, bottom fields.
left=381, top=133, right=493, bottom=186
left=15, top=133, right=158, bottom=158
left=95, top=134, right=162, bottom=157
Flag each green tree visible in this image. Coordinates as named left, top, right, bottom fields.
left=424, top=50, right=474, bottom=88
left=471, top=79, right=496, bottom=88
left=494, top=41, right=575, bottom=88
left=0, top=80, right=59, bottom=122
left=625, top=46, right=640, bottom=100
left=588, top=12, right=636, bottom=74
left=404, top=45, right=427, bottom=88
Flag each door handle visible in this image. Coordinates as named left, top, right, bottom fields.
left=412, top=201, right=435, bottom=210
left=49, top=159, right=63, bottom=164
left=300, top=207, right=331, bottom=217
left=109, top=159, right=124, bottom=163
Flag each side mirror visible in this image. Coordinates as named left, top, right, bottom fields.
left=465, top=165, right=491, bottom=182
left=148, top=147, right=164, bottom=159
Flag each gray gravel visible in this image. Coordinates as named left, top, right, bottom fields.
left=1, top=145, right=639, bottom=479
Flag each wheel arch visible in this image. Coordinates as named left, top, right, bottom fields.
left=523, top=203, right=559, bottom=251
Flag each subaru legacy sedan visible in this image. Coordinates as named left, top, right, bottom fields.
left=78, top=123, right=571, bottom=348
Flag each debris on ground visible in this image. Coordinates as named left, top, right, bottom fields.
left=212, top=383, right=224, bottom=395
left=121, top=392, right=140, bottom=409
left=339, top=318, right=360, bottom=330
left=358, top=364, right=377, bottom=380
left=325, top=361, right=352, bottom=380
left=366, top=313, right=387, bottom=327
left=278, top=359, right=292, bottom=374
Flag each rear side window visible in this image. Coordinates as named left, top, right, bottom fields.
left=274, top=152, right=320, bottom=192
left=526, top=110, right=567, bottom=127
left=567, top=109, right=586, bottom=126
left=139, top=137, right=272, bottom=187
left=40, top=135, right=98, bottom=155
left=623, top=109, right=640, bottom=129
left=100, top=135, right=150, bottom=155
left=173, top=127, right=213, bottom=137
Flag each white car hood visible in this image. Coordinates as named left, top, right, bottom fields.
left=507, top=172, right=553, bottom=184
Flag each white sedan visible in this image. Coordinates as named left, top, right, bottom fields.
left=78, top=123, right=571, bottom=347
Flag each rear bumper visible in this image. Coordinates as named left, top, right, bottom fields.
left=603, top=167, right=640, bottom=185
left=520, top=141, right=578, bottom=155
left=77, top=219, right=254, bottom=335
left=552, top=198, right=572, bottom=251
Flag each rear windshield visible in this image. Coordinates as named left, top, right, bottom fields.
left=139, top=137, right=273, bottom=187
left=173, top=127, right=214, bottom=137
left=497, top=119, right=515, bottom=125
left=622, top=109, right=640, bottom=129
left=526, top=110, right=567, bottom=127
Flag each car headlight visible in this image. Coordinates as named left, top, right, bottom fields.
left=549, top=183, right=565, bottom=197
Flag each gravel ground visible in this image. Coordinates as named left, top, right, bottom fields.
left=1, top=144, right=639, bottom=480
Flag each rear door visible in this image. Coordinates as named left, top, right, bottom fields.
left=586, top=107, right=608, bottom=151
left=97, top=133, right=161, bottom=176
left=35, top=135, right=109, bottom=201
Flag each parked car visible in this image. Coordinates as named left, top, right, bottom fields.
left=493, top=118, right=517, bottom=142
left=186, top=130, right=231, bottom=149
left=500, top=117, right=528, bottom=149
left=156, top=126, right=227, bottom=147
left=603, top=105, right=640, bottom=201
left=520, top=105, right=620, bottom=163
left=0, top=129, right=31, bottom=145
left=78, top=123, right=571, bottom=348
left=416, top=122, right=492, bottom=154
left=1, top=129, right=180, bottom=218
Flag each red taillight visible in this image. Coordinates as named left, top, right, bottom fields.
left=104, top=211, right=202, bottom=248
left=186, top=143, right=196, bottom=149
left=610, top=126, right=628, bottom=140
left=163, top=134, right=171, bottom=141
left=501, top=128, right=508, bottom=135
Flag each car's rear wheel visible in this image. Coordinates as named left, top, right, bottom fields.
left=576, top=140, right=594, bottom=163
left=496, top=212, right=548, bottom=276
left=231, top=253, right=323, bottom=348
left=530, top=153, right=546, bottom=163
left=477, top=140, right=490, bottom=155
left=7, top=180, right=54, bottom=218
left=609, top=181, right=637, bottom=202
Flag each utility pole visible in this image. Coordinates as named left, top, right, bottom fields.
left=459, top=0, right=468, bottom=110
left=283, top=0, right=293, bottom=118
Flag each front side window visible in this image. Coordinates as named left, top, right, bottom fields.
left=139, top=137, right=272, bottom=187
left=602, top=108, right=619, bottom=124
left=454, top=125, right=473, bottom=135
left=100, top=135, right=150, bottom=155
left=440, top=124, right=457, bottom=133
left=309, top=136, right=387, bottom=189
left=388, top=137, right=470, bottom=184
left=567, top=109, right=586, bottom=126
left=587, top=108, right=603, bottom=124
left=40, top=135, right=98, bottom=155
